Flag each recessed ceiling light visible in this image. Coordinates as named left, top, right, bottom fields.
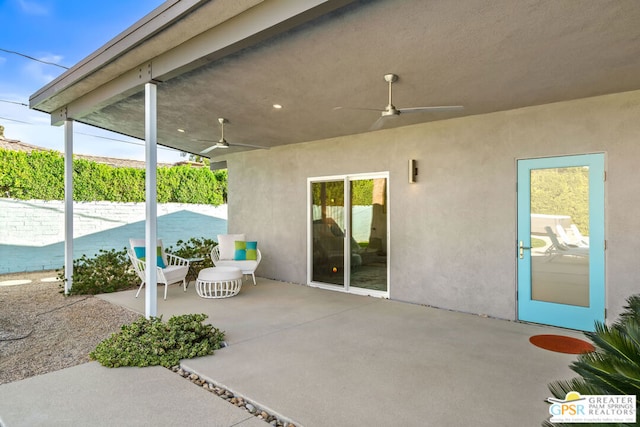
left=177, top=128, right=185, bottom=133
left=272, top=104, right=283, bottom=109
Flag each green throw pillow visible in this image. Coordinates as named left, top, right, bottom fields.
left=246, top=241, right=258, bottom=261
left=234, top=241, right=258, bottom=261
left=234, top=241, right=247, bottom=260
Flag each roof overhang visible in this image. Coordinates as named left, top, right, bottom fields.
left=29, top=0, right=640, bottom=159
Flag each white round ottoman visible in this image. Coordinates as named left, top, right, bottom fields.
left=195, top=267, right=242, bottom=298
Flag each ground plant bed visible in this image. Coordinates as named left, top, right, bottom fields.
left=0, top=271, right=140, bottom=385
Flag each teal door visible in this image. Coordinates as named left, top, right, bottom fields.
left=517, top=154, right=605, bottom=331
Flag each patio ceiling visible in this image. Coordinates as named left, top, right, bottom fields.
left=30, top=0, right=640, bottom=159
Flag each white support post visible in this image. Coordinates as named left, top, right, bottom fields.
left=144, top=82, right=158, bottom=318
left=64, top=119, right=74, bottom=294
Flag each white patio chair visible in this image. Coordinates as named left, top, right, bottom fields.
left=210, top=234, right=261, bottom=285
left=128, top=239, right=190, bottom=300
left=569, top=224, right=590, bottom=246
left=555, top=224, right=588, bottom=248
left=544, top=227, right=589, bottom=260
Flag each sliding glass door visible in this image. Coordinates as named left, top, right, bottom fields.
left=310, top=179, right=346, bottom=286
left=309, top=173, right=389, bottom=297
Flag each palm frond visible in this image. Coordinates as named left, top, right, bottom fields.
left=547, top=378, right=595, bottom=398
left=621, top=319, right=640, bottom=352
left=544, top=294, right=640, bottom=426
left=615, top=295, right=640, bottom=327
left=587, top=322, right=640, bottom=366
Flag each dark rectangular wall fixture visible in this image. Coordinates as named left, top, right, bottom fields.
left=210, top=160, right=228, bottom=171
left=409, top=159, right=418, bottom=183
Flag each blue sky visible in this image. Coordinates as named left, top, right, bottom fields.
left=0, top=0, right=185, bottom=162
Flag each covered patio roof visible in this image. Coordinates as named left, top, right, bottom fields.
left=29, top=0, right=640, bottom=159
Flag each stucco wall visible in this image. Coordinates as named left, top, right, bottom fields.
left=225, top=90, right=640, bottom=321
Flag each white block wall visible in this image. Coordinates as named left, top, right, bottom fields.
left=0, top=199, right=228, bottom=273
left=0, top=199, right=227, bottom=246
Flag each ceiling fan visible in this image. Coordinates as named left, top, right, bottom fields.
left=198, top=118, right=268, bottom=154
left=334, top=73, right=464, bottom=130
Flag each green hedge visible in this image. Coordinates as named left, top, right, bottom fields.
left=531, top=166, right=589, bottom=233
left=312, top=180, right=374, bottom=206
left=0, top=149, right=227, bottom=204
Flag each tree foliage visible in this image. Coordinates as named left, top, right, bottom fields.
left=531, top=167, right=589, bottom=233
left=0, top=148, right=227, bottom=204
left=311, top=180, right=374, bottom=206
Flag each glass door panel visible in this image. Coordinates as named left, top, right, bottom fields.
left=530, top=167, right=589, bottom=307
left=311, top=180, right=345, bottom=286
left=350, top=178, right=388, bottom=292
left=517, top=154, right=604, bottom=331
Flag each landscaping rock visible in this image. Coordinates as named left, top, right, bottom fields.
left=171, top=366, right=299, bottom=427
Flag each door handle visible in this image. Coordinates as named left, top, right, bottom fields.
left=519, top=241, right=531, bottom=259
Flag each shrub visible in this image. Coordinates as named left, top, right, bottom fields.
left=57, top=248, right=138, bottom=295
left=57, top=237, right=217, bottom=295
left=166, top=237, right=217, bottom=269
left=544, top=295, right=640, bottom=427
left=90, top=314, right=225, bottom=368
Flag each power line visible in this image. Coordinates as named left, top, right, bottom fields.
left=0, top=116, right=182, bottom=153
left=0, top=99, right=28, bottom=107
left=76, top=131, right=142, bottom=144
left=0, top=48, right=69, bottom=70
left=75, top=131, right=181, bottom=152
left=0, top=115, right=31, bottom=124
left=0, top=99, right=182, bottom=153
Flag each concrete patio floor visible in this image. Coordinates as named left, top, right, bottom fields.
left=104, top=278, right=581, bottom=426
left=1, top=277, right=585, bottom=426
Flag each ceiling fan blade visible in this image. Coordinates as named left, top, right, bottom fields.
left=334, top=106, right=385, bottom=112
left=398, top=105, right=464, bottom=114
left=200, top=145, right=217, bottom=154
left=369, top=115, right=399, bottom=131
left=230, top=142, right=270, bottom=149
left=196, top=139, right=267, bottom=151
left=338, top=74, right=464, bottom=132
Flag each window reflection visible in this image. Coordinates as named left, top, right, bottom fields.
left=530, top=167, right=589, bottom=307
left=350, top=178, right=388, bottom=292
left=312, top=181, right=345, bottom=285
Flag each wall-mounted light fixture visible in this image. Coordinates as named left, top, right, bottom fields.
left=409, top=159, right=418, bottom=183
